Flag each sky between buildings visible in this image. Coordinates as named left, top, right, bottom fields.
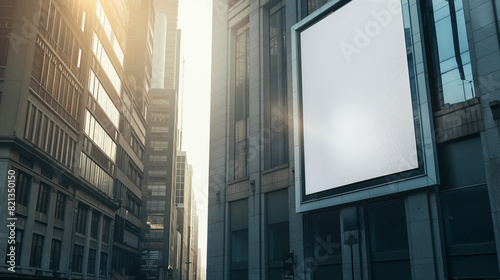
left=178, top=0, right=213, bottom=275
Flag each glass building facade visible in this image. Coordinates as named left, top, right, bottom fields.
left=208, top=0, right=500, bottom=279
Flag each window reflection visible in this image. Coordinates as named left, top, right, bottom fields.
left=431, top=0, right=475, bottom=107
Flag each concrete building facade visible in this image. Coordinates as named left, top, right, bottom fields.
left=0, top=0, right=153, bottom=279
left=208, top=0, right=500, bottom=280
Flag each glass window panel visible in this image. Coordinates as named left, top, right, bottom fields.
left=438, top=137, right=486, bottom=189
left=231, top=229, right=248, bottom=263
left=430, top=0, right=475, bottom=106
left=310, top=211, right=342, bottom=261
left=49, top=239, right=62, bottom=270
left=441, top=185, right=495, bottom=246
left=29, top=234, right=44, bottom=268
left=371, top=260, right=411, bottom=280
left=367, top=200, right=409, bottom=253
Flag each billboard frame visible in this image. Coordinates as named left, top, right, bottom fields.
left=292, top=0, right=439, bottom=213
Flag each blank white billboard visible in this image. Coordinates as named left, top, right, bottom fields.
left=300, top=0, right=419, bottom=195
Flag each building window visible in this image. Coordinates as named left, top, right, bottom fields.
left=366, top=200, right=411, bottom=280
left=72, top=244, right=84, bottom=273
left=40, top=167, right=53, bottom=179
left=88, top=249, right=96, bottom=274
left=151, top=111, right=168, bottom=122
left=84, top=110, right=117, bottom=161
left=19, top=155, right=34, bottom=169
left=49, top=239, right=62, bottom=270
left=90, top=211, right=100, bottom=239
left=266, top=190, right=289, bottom=279
left=29, top=234, right=44, bottom=268
left=438, top=136, right=498, bottom=278
left=149, top=155, right=167, bottom=162
left=5, top=229, right=22, bottom=266
left=126, top=193, right=141, bottom=217
left=75, top=203, right=88, bottom=234
left=31, top=43, right=82, bottom=119
left=149, top=170, right=167, bottom=176
left=233, top=24, right=249, bottom=180
left=114, top=216, right=124, bottom=243
left=95, top=0, right=124, bottom=65
left=147, top=200, right=165, bottom=211
left=266, top=3, right=288, bottom=169
left=15, top=170, right=31, bottom=206
left=307, top=210, right=343, bottom=280
left=92, top=32, right=121, bottom=95
left=80, top=152, right=114, bottom=197
left=88, top=69, right=120, bottom=128
left=425, top=0, right=475, bottom=109
left=149, top=140, right=168, bottom=151
left=145, top=229, right=164, bottom=240
left=147, top=215, right=164, bottom=229
left=230, top=199, right=248, bottom=280
left=307, top=0, right=327, bottom=15
left=54, top=191, right=66, bottom=220
left=102, top=217, right=111, bottom=243
left=36, top=182, right=51, bottom=214
left=0, top=37, right=9, bottom=68
left=100, top=252, right=108, bottom=275
left=151, top=125, right=169, bottom=134
left=148, top=183, right=166, bottom=196
left=24, top=103, right=76, bottom=169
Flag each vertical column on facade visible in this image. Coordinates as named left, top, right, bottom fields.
left=81, top=206, right=92, bottom=278
left=248, top=187, right=261, bottom=279
left=223, top=198, right=230, bottom=280
left=20, top=177, right=40, bottom=267
left=106, top=216, right=113, bottom=278
left=248, top=0, right=262, bottom=277
left=341, top=206, right=362, bottom=280
left=259, top=192, right=266, bottom=280
left=288, top=186, right=305, bottom=280
left=61, top=193, right=75, bottom=277
left=358, top=206, right=370, bottom=280
left=94, top=213, right=103, bottom=279
left=406, top=192, right=438, bottom=280
left=428, top=190, right=446, bottom=279
left=40, top=189, right=58, bottom=269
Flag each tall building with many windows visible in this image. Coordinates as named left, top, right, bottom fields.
left=0, top=0, right=153, bottom=279
left=174, top=152, right=199, bottom=280
left=142, top=88, right=180, bottom=280
left=208, top=0, right=500, bottom=279
left=140, top=0, right=183, bottom=278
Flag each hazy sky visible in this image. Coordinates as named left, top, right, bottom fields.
left=178, top=0, right=213, bottom=274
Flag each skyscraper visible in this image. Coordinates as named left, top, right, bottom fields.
left=143, top=87, right=179, bottom=280
left=0, top=0, right=153, bottom=278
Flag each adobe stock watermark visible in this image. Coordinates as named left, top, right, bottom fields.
left=340, top=0, right=402, bottom=63
left=6, top=169, right=17, bottom=273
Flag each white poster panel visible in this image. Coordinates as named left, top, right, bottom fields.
left=300, top=0, right=419, bottom=195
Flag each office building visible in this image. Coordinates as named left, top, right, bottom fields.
left=175, top=152, right=191, bottom=280
left=141, top=0, right=182, bottom=278
left=175, top=152, right=199, bottom=280
left=0, top=0, right=153, bottom=279
left=142, top=87, right=179, bottom=280
left=112, top=0, right=154, bottom=279
left=208, top=0, right=500, bottom=279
